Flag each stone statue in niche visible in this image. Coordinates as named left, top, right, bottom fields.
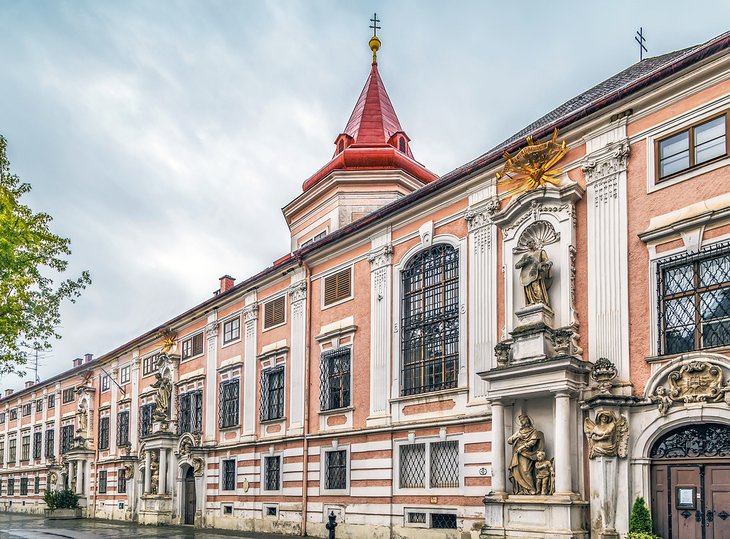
left=77, top=401, right=88, bottom=436
left=534, top=451, right=555, bottom=495
left=152, top=372, right=172, bottom=423
left=149, top=451, right=159, bottom=495
left=514, top=221, right=558, bottom=308
left=507, top=413, right=546, bottom=495
left=584, top=411, right=629, bottom=459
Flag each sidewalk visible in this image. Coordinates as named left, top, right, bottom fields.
left=0, top=512, right=296, bottom=539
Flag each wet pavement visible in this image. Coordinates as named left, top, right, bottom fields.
left=0, top=513, right=293, bottom=539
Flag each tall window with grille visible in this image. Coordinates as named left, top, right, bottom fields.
left=263, top=455, right=280, bottom=491
left=45, top=429, right=54, bottom=458
left=7, top=478, right=14, bottom=495
left=8, top=439, right=16, bottom=463
left=177, top=391, right=203, bottom=435
left=319, top=348, right=351, bottom=411
left=117, top=411, right=129, bottom=447
left=20, top=477, right=28, bottom=495
left=222, top=459, right=236, bottom=491
left=658, top=243, right=730, bottom=354
left=140, top=403, right=154, bottom=438
left=98, top=470, right=107, bottom=494
left=260, top=366, right=285, bottom=421
left=219, top=380, right=240, bottom=428
left=60, top=425, right=74, bottom=454
left=324, top=449, right=347, bottom=491
left=401, top=244, right=460, bottom=396
left=399, top=439, right=460, bottom=489
left=118, top=468, right=127, bottom=493
left=0, top=442, right=4, bottom=466
left=98, top=417, right=110, bottom=450
left=32, top=432, right=42, bottom=459
left=21, top=435, right=30, bottom=461
left=34, top=475, right=40, bottom=494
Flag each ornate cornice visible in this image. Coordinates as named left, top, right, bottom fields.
left=243, top=303, right=259, bottom=323
left=582, top=139, right=630, bottom=185
left=464, top=197, right=499, bottom=231
left=289, top=280, right=307, bottom=303
left=368, top=244, right=393, bottom=270
left=205, top=321, right=218, bottom=339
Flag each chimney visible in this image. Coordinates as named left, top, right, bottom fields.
left=4, top=389, right=13, bottom=397
left=73, top=358, right=83, bottom=368
left=84, top=353, right=93, bottom=363
left=24, top=381, right=33, bottom=389
left=219, top=275, right=236, bottom=294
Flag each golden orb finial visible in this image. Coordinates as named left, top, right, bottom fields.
left=369, top=13, right=381, bottom=63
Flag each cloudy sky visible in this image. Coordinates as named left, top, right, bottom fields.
left=0, top=1, right=728, bottom=388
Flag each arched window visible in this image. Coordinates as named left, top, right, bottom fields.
left=401, top=244, right=459, bottom=396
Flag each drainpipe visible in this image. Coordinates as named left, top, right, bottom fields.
left=301, top=261, right=312, bottom=536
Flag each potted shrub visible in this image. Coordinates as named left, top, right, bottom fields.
left=627, top=497, right=662, bottom=539
left=44, top=489, right=81, bottom=519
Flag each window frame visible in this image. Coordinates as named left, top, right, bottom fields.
left=262, top=295, right=287, bottom=331
left=21, top=403, right=31, bottom=417
left=61, top=387, right=75, bottom=404
left=32, top=431, right=42, bottom=460
left=177, top=391, right=203, bottom=435
left=139, top=403, right=155, bottom=438
left=142, top=354, right=159, bottom=376
left=222, top=317, right=241, bottom=345
left=9, top=408, right=17, bottom=421
left=20, top=477, right=28, bottom=496
left=8, top=438, right=16, bottom=463
left=395, top=437, right=462, bottom=494
left=98, top=470, right=107, bottom=494
left=221, top=458, right=236, bottom=491
left=35, top=399, right=42, bottom=413
left=101, top=375, right=110, bottom=392
left=319, top=347, right=352, bottom=412
left=7, top=477, right=14, bottom=495
left=60, top=425, right=74, bottom=454
left=322, top=266, right=354, bottom=308
left=181, top=331, right=205, bottom=360
left=98, top=416, right=110, bottom=450
left=262, top=454, right=282, bottom=493
left=47, top=394, right=55, bottom=409
left=119, top=365, right=131, bottom=385
left=218, top=379, right=240, bottom=429
left=45, top=428, right=55, bottom=458
left=21, top=435, right=30, bottom=462
left=260, top=365, right=285, bottom=422
left=655, top=111, right=729, bottom=183
left=321, top=447, right=349, bottom=494
left=118, top=468, right=127, bottom=493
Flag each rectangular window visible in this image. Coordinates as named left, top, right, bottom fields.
left=323, top=268, right=352, bottom=306
left=182, top=332, right=204, bottom=359
left=61, top=425, right=74, bottom=454
left=219, top=379, right=240, bottom=428
left=324, top=450, right=347, bottom=491
left=10, top=409, right=17, bottom=421
left=658, top=242, right=730, bottom=354
left=0, top=442, right=4, bottom=465
left=429, top=440, right=459, bottom=488
left=21, top=403, right=31, bottom=416
left=0, top=412, right=4, bottom=424
left=118, top=468, right=127, bottom=493
left=399, top=440, right=460, bottom=490
left=400, top=443, right=426, bottom=488
left=98, top=417, right=110, bottom=450
left=35, top=399, right=43, bottom=413
left=9, top=439, right=17, bottom=463
left=8, top=478, right=14, bottom=495
left=260, top=366, right=285, bottom=421
left=47, top=394, right=55, bottom=409
left=142, top=355, right=158, bottom=376
left=263, top=296, right=286, bottom=329
left=657, top=113, right=728, bottom=180
left=263, top=456, right=280, bottom=491
left=32, top=432, right=42, bottom=459
left=101, top=375, right=110, bottom=392
left=117, top=411, right=130, bottom=446
left=222, top=317, right=241, bottom=344
left=34, top=475, right=40, bottom=494
left=319, top=348, right=351, bottom=411
left=120, top=365, right=130, bottom=385
left=177, top=391, right=203, bottom=435
left=98, top=470, right=107, bottom=494
left=222, top=459, right=236, bottom=491
left=62, top=387, right=75, bottom=403
left=45, top=429, right=54, bottom=458
left=140, top=403, right=154, bottom=438
left=21, top=435, right=30, bottom=461
left=431, top=513, right=457, bottom=529
left=20, top=477, right=28, bottom=496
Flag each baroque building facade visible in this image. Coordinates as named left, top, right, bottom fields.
left=1, top=29, right=730, bottom=539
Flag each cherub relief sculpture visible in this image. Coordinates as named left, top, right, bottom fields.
left=584, top=411, right=629, bottom=459
left=507, top=413, right=546, bottom=495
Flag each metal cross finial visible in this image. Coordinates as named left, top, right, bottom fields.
left=370, top=13, right=381, bottom=37
left=635, top=27, right=648, bottom=62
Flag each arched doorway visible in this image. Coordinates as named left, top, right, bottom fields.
left=650, top=423, right=730, bottom=539
left=183, top=465, right=196, bottom=525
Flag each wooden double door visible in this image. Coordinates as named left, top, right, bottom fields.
left=183, top=466, right=196, bottom=525
left=651, top=463, right=730, bottom=539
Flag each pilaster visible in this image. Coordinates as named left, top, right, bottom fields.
left=204, top=313, right=218, bottom=443
left=130, top=358, right=140, bottom=450
left=242, top=296, right=258, bottom=438
left=368, top=231, right=393, bottom=426
left=288, top=275, right=307, bottom=435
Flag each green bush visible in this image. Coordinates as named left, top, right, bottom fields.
left=629, top=497, right=653, bottom=534
left=627, top=533, right=663, bottom=539
left=43, top=489, right=79, bottom=510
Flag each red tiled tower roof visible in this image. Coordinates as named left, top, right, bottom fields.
left=301, top=56, right=436, bottom=191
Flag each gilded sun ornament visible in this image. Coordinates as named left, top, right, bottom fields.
left=159, top=327, right=177, bottom=353
left=496, top=129, right=568, bottom=196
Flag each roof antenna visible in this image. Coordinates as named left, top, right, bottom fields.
left=635, top=27, right=648, bottom=62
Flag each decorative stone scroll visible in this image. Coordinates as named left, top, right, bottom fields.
left=651, top=360, right=730, bottom=415
left=584, top=411, right=628, bottom=459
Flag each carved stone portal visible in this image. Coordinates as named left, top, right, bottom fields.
left=651, top=361, right=730, bottom=415
left=584, top=411, right=628, bottom=459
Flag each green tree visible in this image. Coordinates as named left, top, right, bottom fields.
left=629, top=496, right=653, bottom=533
left=0, top=135, right=90, bottom=376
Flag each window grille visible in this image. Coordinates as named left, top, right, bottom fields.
left=319, top=348, right=351, bottom=411
left=223, top=318, right=241, bottom=344
left=34, top=475, right=40, bottom=494
left=222, top=459, right=236, bottom=491
left=62, top=387, right=75, bottom=403
left=21, top=436, right=30, bottom=461
left=0, top=413, right=4, bottom=424
left=401, top=244, right=460, bottom=396
left=118, top=468, right=127, bottom=493
left=45, top=429, right=54, bottom=458
left=264, top=455, right=280, bottom=491
left=117, top=411, right=129, bottom=446
left=20, top=477, right=28, bottom=495
left=219, top=380, right=240, bottom=429
left=407, top=512, right=427, bottom=524
left=657, top=242, right=730, bottom=354
left=263, top=296, right=286, bottom=329
left=140, top=403, right=154, bottom=438
left=8, top=439, right=16, bottom=463
left=32, top=432, right=42, bottom=459
left=431, top=513, right=457, bottom=529
left=177, top=391, right=203, bottom=435
left=7, top=478, right=14, bottom=495
left=0, top=442, right=4, bottom=465
left=399, top=443, right=426, bottom=488
left=60, top=425, right=74, bottom=454
left=98, top=417, right=110, bottom=450
left=98, top=470, right=107, bottom=494
left=47, top=394, right=55, bottom=408
left=325, top=450, right=347, bottom=490
left=430, top=440, right=459, bottom=487
left=323, top=268, right=352, bottom=306
left=260, top=366, right=285, bottom=421
left=265, top=505, right=278, bottom=517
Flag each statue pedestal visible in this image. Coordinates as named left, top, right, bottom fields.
left=481, top=495, right=589, bottom=539
left=510, top=304, right=554, bottom=363
left=139, top=494, right=173, bottom=525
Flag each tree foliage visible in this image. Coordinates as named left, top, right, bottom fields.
left=629, top=496, right=653, bottom=533
left=0, top=135, right=90, bottom=376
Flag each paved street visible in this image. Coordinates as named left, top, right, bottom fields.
left=0, top=513, right=293, bottom=539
